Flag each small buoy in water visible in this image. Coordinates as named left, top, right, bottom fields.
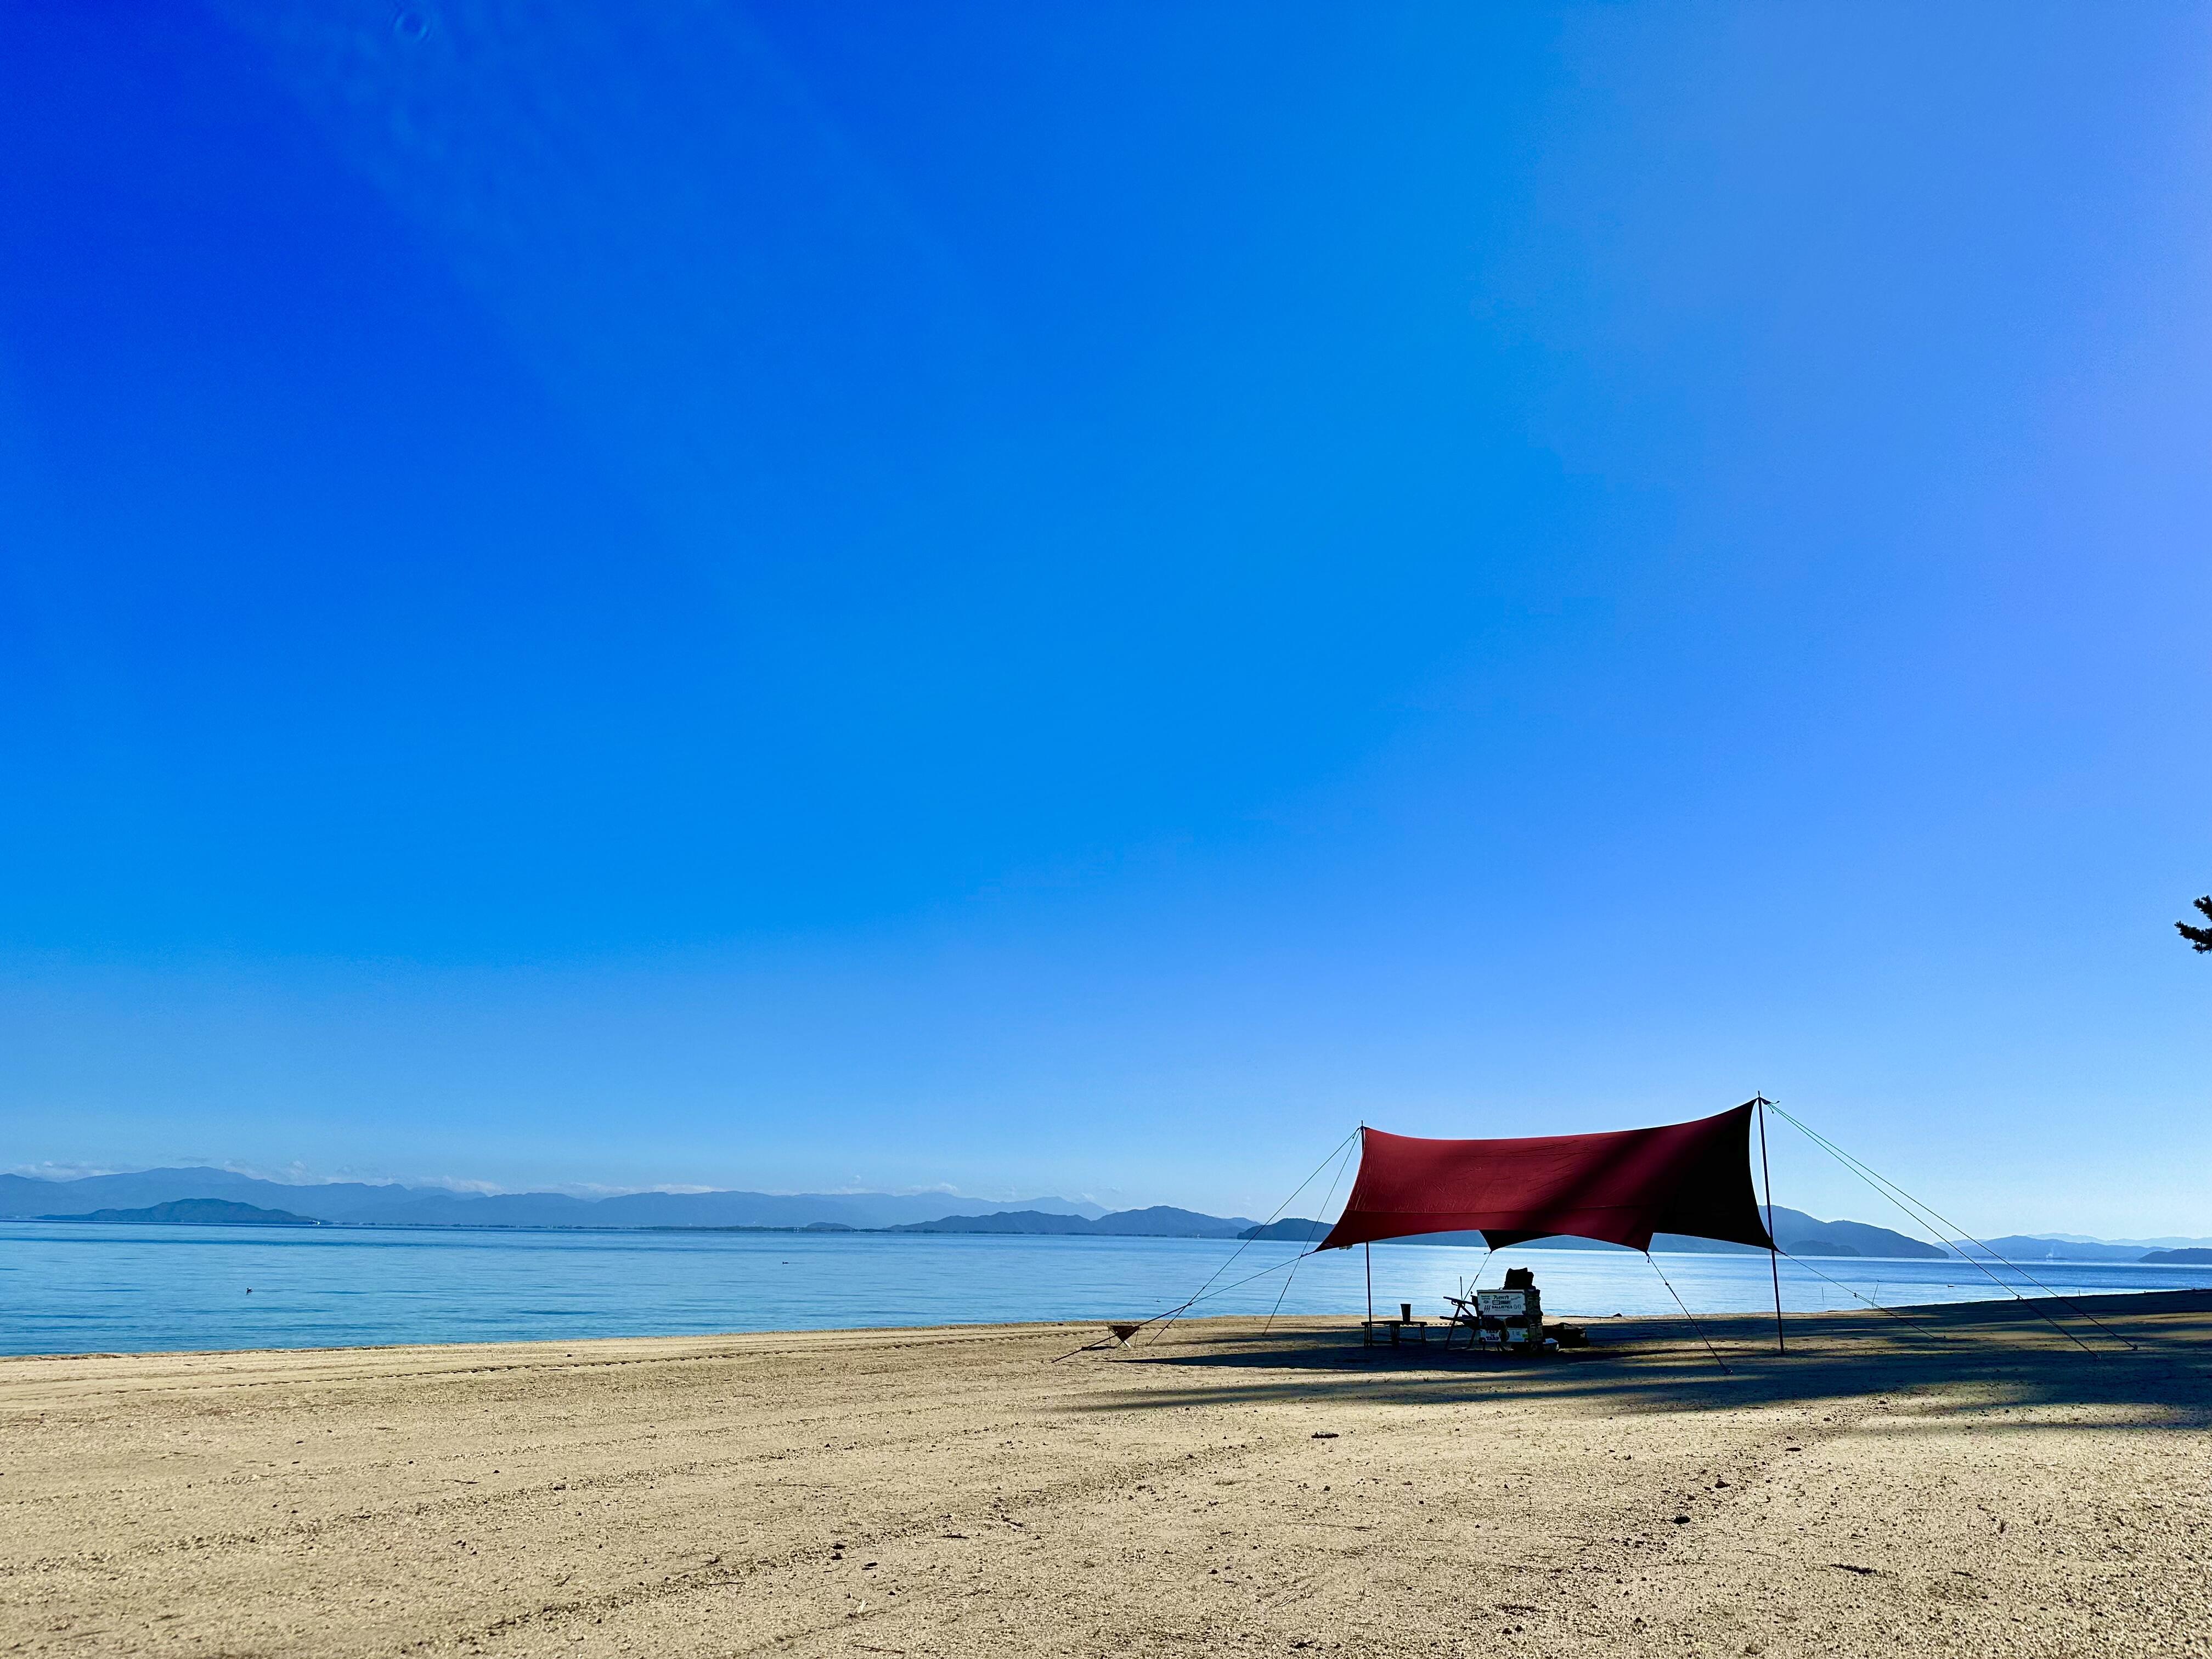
left=245, top=1288, right=252, bottom=1294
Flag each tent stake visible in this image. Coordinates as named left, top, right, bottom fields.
left=1754, top=1094, right=1785, bottom=1355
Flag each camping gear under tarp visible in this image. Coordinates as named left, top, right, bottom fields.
left=1316, top=1103, right=1775, bottom=1254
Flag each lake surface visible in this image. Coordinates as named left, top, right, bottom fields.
left=4, top=1220, right=2207, bottom=1357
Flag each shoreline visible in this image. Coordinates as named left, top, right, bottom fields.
left=22, top=1284, right=2210, bottom=1371
left=5, top=1293, right=2208, bottom=1656
left=3, top=1279, right=2210, bottom=1368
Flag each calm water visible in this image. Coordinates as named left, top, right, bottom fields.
left=4, top=1221, right=2207, bottom=1357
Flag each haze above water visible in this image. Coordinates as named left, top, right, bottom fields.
left=7, top=1222, right=2208, bottom=1359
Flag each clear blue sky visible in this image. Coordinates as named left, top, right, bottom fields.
left=3, top=4, right=2206, bottom=1234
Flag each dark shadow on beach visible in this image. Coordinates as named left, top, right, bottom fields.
left=1071, top=1289, right=2212, bottom=1427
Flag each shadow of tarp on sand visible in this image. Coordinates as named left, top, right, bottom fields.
left=1071, top=1289, right=2212, bottom=1427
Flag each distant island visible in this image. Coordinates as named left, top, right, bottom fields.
left=1238, top=1217, right=1334, bottom=1243
left=41, top=1199, right=323, bottom=1227
left=3, top=1166, right=2203, bottom=1260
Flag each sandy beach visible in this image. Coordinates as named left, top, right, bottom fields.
left=4, top=1292, right=2208, bottom=1658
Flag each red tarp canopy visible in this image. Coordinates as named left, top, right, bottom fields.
left=1317, top=1103, right=1775, bottom=1254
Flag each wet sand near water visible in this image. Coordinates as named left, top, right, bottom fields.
left=4, top=1291, right=2208, bottom=1657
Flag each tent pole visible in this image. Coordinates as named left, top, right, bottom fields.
left=1357, top=1122, right=1372, bottom=1333
left=1755, top=1094, right=1785, bottom=1355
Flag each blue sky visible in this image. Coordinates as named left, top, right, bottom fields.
left=2, top=3, right=2207, bottom=1234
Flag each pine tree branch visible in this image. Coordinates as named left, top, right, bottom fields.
left=2181, top=896, right=2212, bottom=953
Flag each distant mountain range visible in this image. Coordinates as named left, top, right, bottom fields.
left=0, top=1167, right=1105, bottom=1231
left=888, top=1206, right=1254, bottom=1239
left=3, top=1167, right=2201, bottom=1259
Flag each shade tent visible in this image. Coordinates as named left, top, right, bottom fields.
left=1316, top=1103, right=1776, bottom=1254
left=1087, top=1097, right=2129, bottom=1368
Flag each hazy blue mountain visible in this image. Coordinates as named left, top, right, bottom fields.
left=1092, top=1206, right=1255, bottom=1238
left=1, top=1167, right=517, bottom=1222
left=890, top=1209, right=1096, bottom=1235
left=1959, top=1235, right=2151, bottom=1263
left=1765, top=1208, right=1945, bottom=1260
left=2, top=1167, right=391, bottom=1216
left=43, top=1198, right=322, bottom=1226
left=1239, top=1217, right=1331, bottom=1242
left=891, top=1206, right=1255, bottom=1239
left=340, top=1190, right=603, bottom=1228
left=2140, top=1248, right=2212, bottom=1264
left=0, top=1169, right=1105, bottom=1229
left=2115, top=1237, right=2212, bottom=1250
left=583, top=1190, right=1108, bottom=1229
